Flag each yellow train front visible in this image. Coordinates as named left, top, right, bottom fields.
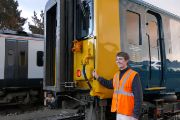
left=44, top=0, right=180, bottom=119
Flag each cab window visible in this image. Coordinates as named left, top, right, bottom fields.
left=76, top=0, right=94, bottom=39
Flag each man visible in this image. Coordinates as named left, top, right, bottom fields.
left=92, top=52, right=143, bottom=120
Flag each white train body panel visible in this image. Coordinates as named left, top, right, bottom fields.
left=28, top=40, right=44, bottom=79
left=0, top=33, right=44, bottom=81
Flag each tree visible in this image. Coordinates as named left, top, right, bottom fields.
left=0, top=0, right=27, bottom=31
left=28, top=10, right=44, bottom=35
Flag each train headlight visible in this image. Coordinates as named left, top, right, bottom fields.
left=76, top=69, right=81, bottom=77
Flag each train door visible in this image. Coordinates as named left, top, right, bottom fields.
left=5, top=40, right=17, bottom=80
left=120, top=0, right=165, bottom=89
left=17, top=41, right=28, bottom=80
left=5, top=40, right=28, bottom=81
left=120, top=0, right=148, bottom=89
left=145, top=11, right=163, bottom=88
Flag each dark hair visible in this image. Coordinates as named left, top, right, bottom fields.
left=116, top=52, right=130, bottom=60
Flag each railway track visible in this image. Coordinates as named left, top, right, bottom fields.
left=0, top=104, right=85, bottom=120
left=0, top=104, right=179, bottom=120
left=34, top=112, right=85, bottom=120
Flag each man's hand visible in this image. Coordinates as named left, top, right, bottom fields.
left=92, top=70, right=99, bottom=79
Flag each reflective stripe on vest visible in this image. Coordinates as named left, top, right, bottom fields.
left=114, top=70, right=133, bottom=96
left=111, top=69, right=137, bottom=115
left=114, top=90, right=134, bottom=96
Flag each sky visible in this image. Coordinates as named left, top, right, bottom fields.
left=143, top=0, right=180, bottom=16
left=17, top=0, right=48, bottom=32
left=17, top=0, right=180, bottom=33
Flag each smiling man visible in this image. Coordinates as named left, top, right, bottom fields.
left=92, top=52, right=143, bottom=120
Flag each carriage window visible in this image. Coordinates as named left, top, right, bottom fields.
left=126, top=11, right=141, bottom=45
left=8, top=49, right=14, bottom=66
left=166, top=19, right=180, bottom=61
left=146, top=12, right=160, bottom=62
left=76, top=0, right=94, bottom=39
left=37, top=51, right=44, bottom=66
left=126, top=11, right=142, bottom=62
left=147, top=21, right=159, bottom=48
left=20, top=51, right=26, bottom=66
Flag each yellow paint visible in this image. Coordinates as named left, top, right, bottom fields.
left=145, top=87, right=166, bottom=91
left=90, top=0, right=121, bottom=99
left=73, top=38, right=95, bottom=89
left=73, top=0, right=121, bottom=99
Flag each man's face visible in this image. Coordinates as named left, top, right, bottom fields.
left=116, top=56, right=128, bottom=70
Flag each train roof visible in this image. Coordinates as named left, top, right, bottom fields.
left=44, top=0, right=180, bottom=21
left=133, top=0, right=180, bottom=20
left=45, top=0, right=56, bottom=11
left=0, top=30, right=44, bottom=41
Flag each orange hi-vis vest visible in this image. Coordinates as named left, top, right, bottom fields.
left=111, top=69, right=137, bottom=116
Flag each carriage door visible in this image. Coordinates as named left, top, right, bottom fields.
left=5, top=40, right=28, bottom=81
left=5, top=40, right=17, bottom=80
left=146, top=11, right=163, bottom=87
left=17, top=41, right=28, bottom=80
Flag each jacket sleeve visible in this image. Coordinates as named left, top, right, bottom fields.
left=132, top=74, right=143, bottom=119
left=97, top=77, right=113, bottom=89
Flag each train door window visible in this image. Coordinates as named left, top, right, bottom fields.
left=8, top=49, right=14, bottom=66
left=20, top=51, right=26, bottom=66
left=76, top=0, right=94, bottom=39
left=146, top=14, right=161, bottom=62
left=37, top=51, right=44, bottom=66
left=126, top=11, right=142, bottom=62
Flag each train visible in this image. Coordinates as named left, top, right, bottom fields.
left=0, top=30, right=44, bottom=105
left=44, top=0, right=180, bottom=119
